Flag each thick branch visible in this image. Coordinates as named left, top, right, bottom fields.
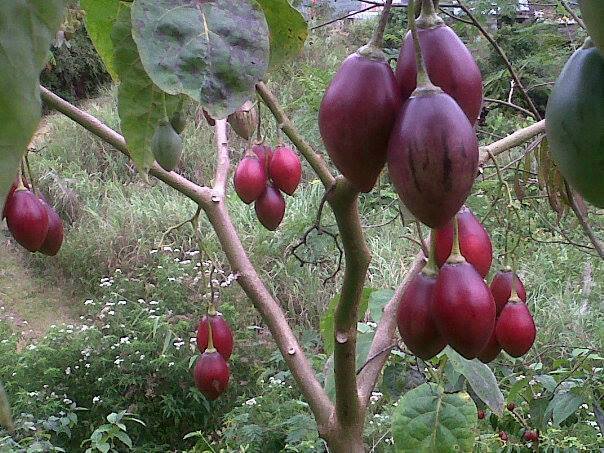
left=479, top=119, right=545, bottom=162
left=40, top=86, right=334, bottom=432
left=456, top=0, right=542, bottom=120
left=256, top=82, right=335, bottom=189
left=328, top=178, right=371, bottom=432
left=565, top=183, right=604, bottom=259
left=211, top=119, right=230, bottom=201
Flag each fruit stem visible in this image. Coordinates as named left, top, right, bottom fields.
left=446, top=215, right=466, bottom=264
left=16, top=174, right=26, bottom=191
left=408, top=0, right=436, bottom=89
left=423, top=230, right=439, bottom=277
left=208, top=302, right=218, bottom=317
left=206, top=318, right=216, bottom=352
left=509, top=269, right=520, bottom=301
left=22, top=154, right=36, bottom=194
left=417, top=0, right=444, bottom=29
left=369, top=0, right=393, bottom=49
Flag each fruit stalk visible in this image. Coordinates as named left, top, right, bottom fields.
left=447, top=215, right=465, bottom=263
left=369, top=0, right=393, bottom=49
left=408, top=0, right=433, bottom=88
left=424, top=231, right=439, bottom=277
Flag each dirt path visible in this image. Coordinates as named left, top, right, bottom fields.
left=0, top=232, right=81, bottom=343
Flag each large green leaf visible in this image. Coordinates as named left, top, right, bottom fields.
left=320, top=288, right=372, bottom=355
left=0, top=0, right=65, bottom=214
left=81, top=0, right=122, bottom=80
left=368, top=288, right=395, bottom=324
left=130, top=0, right=269, bottom=119
left=446, top=347, right=505, bottom=415
left=111, top=5, right=181, bottom=176
left=547, top=391, right=584, bottom=426
left=255, top=0, right=308, bottom=68
left=392, top=383, right=477, bottom=452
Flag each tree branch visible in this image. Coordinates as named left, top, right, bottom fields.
left=484, top=97, right=536, bottom=118
left=39, top=86, right=335, bottom=433
left=479, top=119, right=545, bottom=162
left=256, top=82, right=335, bottom=188
left=456, top=0, right=542, bottom=121
left=565, top=183, right=604, bottom=259
left=211, top=119, right=230, bottom=202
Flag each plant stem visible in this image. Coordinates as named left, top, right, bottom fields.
left=423, top=230, right=439, bottom=276
left=369, top=0, right=393, bottom=49
left=23, top=154, right=36, bottom=194
left=408, top=0, right=433, bottom=88
left=207, top=319, right=215, bottom=351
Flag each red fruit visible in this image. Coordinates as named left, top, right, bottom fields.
left=433, top=260, right=496, bottom=359
left=254, top=185, right=285, bottom=231
left=496, top=299, right=536, bottom=358
left=396, top=25, right=483, bottom=124
left=233, top=156, right=267, bottom=204
left=319, top=47, right=401, bottom=192
left=478, top=328, right=501, bottom=364
left=38, top=199, right=64, bottom=256
left=387, top=90, right=479, bottom=228
left=434, top=206, right=492, bottom=277
left=523, top=430, right=539, bottom=442
left=196, top=313, right=234, bottom=360
left=193, top=350, right=230, bottom=401
left=507, top=402, right=516, bottom=411
left=6, top=189, right=49, bottom=252
left=477, top=410, right=485, bottom=420
left=397, top=269, right=447, bottom=360
left=252, top=143, right=273, bottom=172
left=490, top=270, right=527, bottom=315
left=2, top=178, right=30, bottom=220
left=499, top=431, right=509, bottom=442
left=269, top=146, right=302, bottom=196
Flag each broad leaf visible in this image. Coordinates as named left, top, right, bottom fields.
left=0, top=0, right=65, bottom=214
left=368, top=288, right=395, bottom=324
left=392, top=383, right=477, bottom=452
left=131, top=0, right=269, bottom=119
left=255, top=0, right=308, bottom=67
left=446, top=347, right=505, bottom=415
left=529, top=397, right=550, bottom=430
left=547, top=391, right=583, bottom=426
left=320, top=288, right=372, bottom=355
left=81, top=0, right=122, bottom=80
left=111, top=5, right=181, bottom=175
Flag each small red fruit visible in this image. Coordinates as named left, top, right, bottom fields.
left=397, top=267, right=447, bottom=360
left=196, top=313, right=234, bottom=360
left=499, top=431, right=508, bottom=442
left=233, top=156, right=267, bottom=204
left=496, top=298, right=536, bottom=358
left=2, top=182, right=17, bottom=220
left=434, top=206, right=492, bottom=277
left=477, top=410, right=485, bottom=420
left=477, top=328, right=501, bottom=364
left=255, top=185, right=285, bottom=231
left=269, top=145, right=302, bottom=196
left=507, top=402, right=516, bottom=411
left=6, top=189, right=49, bottom=252
left=491, top=269, right=527, bottom=315
left=252, top=143, right=273, bottom=172
left=38, top=199, right=64, bottom=256
left=193, top=350, right=230, bottom=401
left=523, top=430, right=539, bottom=442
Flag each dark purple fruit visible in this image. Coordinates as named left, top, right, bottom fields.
left=507, top=402, right=516, bottom=411
left=196, top=313, right=234, bottom=360
left=397, top=268, right=446, bottom=360
left=6, top=189, right=49, bottom=252
left=254, top=185, right=285, bottom=231
left=490, top=270, right=527, bottom=315
left=233, top=156, right=267, bottom=204
left=433, top=259, right=496, bottom=359
left=499, top=431, right=509, bottom=442
left=38, top=199, right=64, bottom=256
left=2, top=182, right=17, bottom=220
left=319, top=46, right=401, bottom=192
left=193, top=350, right=230, bottom=401
left=496, top=298, right=536, bottom=358
left=477, top=328, right=501, bottom=364
left=434, top=206, right=492, bottom=277
left=523, top=430, right=539, bottom=442
left=396, top=24, right=483, bottom=124
left=387, top=89, right=479, bottom=228
left=269, top=145, right=302, bottom=196
left=477, top=410, right=485, bottom=420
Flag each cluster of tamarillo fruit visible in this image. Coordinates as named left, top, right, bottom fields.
left=193, top=305, right=234, bottom=401
left=397, top=206, right=536, bottom=362
left=2, top=176, right=64, bottom=256
left=319, top=0, right=536, bottom=362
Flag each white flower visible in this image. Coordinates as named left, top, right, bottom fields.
left=114, top=358, right=124, bottom=365
left=168, top=362, right=175, bottom=367
left=120, top=337, right=130, bottom=344
left=138, top=299, right=146, bottom=304
left=180, top=260, right=191, bottom=265
left=149, top=300, right=159, bottom=305
left=245, top=398, right=257, bottom=406
left=162, top=246, right=172, bottom=252
left=84, top=299, right=94, bottom=305
left=65, top=367, right=71, bottom=375
left=150, top=249, right=158, bottom=255
left=92, top=396, right=101, bottom=404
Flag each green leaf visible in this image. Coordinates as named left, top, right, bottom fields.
left=0, top=0, right=66, bottom=213
left=131, top=0, right=269, bottom=119
left=529, top=397, right=550, bottom=430
left=535, top=374, right=557, bottom=393
left=392, top=383, right=477, bottom=452
left=114, top=430, right=133, bottom=449
left=320, top=288, right=372, bottom=355
left=547, top=391, right=583, bottom=426
left=255, top=0, right=308, bottom=67
left=446, top=347, right=505, bottom=415
left=111, top=4, right=181, bottom=176
left=368, top=288, right=395, bottom=323
left=507, top=377, right=529, bottom=401
left=80, top=0, right=122, bottom=80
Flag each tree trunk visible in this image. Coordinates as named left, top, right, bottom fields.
left=325, top=429, right=365, bottom=453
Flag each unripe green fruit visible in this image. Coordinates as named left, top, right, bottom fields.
left=151, top=120, right=183, bottom=172
left=170, top=110, right=187, bottom=134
